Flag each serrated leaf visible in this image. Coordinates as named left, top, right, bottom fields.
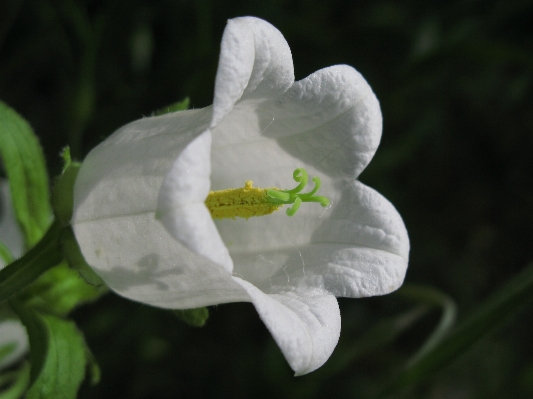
left=173, top=307, right=209, bottom=327
left=0, top=101, right=51, bottom=248
left=10, top=301, right=88, bottom=399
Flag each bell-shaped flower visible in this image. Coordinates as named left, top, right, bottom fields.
left=71, top=16, right=409, bottom=375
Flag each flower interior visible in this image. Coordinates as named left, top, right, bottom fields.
left=205, top=168, right=330, bottom=220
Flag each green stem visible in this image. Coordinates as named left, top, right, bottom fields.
left=379, top=263, right=533, bottom=398
left=397, top=284, right=457, bottom=366
left=0, top=221, right=64, bottom=303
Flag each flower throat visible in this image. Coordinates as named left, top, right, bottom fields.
left=205, top=168, right=330, bottom=220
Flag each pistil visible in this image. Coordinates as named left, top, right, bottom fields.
left=205, top=168, right=330, bottom=220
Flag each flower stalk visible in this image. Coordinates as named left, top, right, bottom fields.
left=0, top=221, right=64, bottom=302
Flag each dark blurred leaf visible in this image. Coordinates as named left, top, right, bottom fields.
left=397, top=284, right=457, bottom=364
left=173, top=307, right=209, bottom=328
left=381, top=263, right=533, bottom=397
left=317, top=306, right=428, bottom=379
left=0, top=361, right=30, bottom=399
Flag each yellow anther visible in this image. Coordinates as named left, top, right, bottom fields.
left=205, top=181, right=282, bottom=220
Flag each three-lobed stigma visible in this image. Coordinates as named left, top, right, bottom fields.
left=205, top=168, right=330, bottom=220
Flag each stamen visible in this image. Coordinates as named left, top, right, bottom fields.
left=205, top=168, right=330, bottom=219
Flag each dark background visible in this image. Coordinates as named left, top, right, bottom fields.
left=1, top=0, right=532, bottom=398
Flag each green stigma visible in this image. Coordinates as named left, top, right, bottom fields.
left=266, top=168, right=330, bottom=216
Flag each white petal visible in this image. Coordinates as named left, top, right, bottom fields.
left=266, top=65, right=382, bottom=178
left=211, top=17, right=294, bottom=127
left=210, top=65, right=380, bottom=195
left=157, top=131, right=233, bottom=272
left=0, top=319, right=28, bottom=370
left=73, top=108, right=212, bottom=223
left=234, top=278, right=340, bottom=376
left=225, top=180, right=408, bottom=298
left=73, top=212, right=248, bottom=309
left=298, top=180, right=409, bottom=297
left=315, top=180, right=409, bottom=260
left=72, top=109, right=248, bottom=308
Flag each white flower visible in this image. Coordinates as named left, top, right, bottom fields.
left=72, top=16, right=409, bottom=375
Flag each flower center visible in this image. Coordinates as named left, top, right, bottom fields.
left=205, top=168, right=330, bottom=220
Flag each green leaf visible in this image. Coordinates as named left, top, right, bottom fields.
left=0, top=222, right=63, bottom=302
left=1, top=222, right=105, bottom=313
left=173, top=307, right=209, bottom=327
left=84, top=345, right=101, bottom=386
left=0, top=362, right=30, bottom=399
left=0, top=342, right=17, bottom=364
left=0, top=241, right=14, bottom=266
left=0, top=101, right=51, bottom=248
left=19, top=262, right=107, bottom=316
left=10, top=301, right=88, bottom=399
left=154, top=97, right=190, bottom=116
left=380, top=263, right=533, bottom=397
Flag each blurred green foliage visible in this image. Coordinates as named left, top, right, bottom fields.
left=1, top=0, right=532, bottom=398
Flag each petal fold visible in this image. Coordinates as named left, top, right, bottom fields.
left=266, top=65, right=382, bottom=178
left=212, top=17, right=294, bottom=127
left=234, top=278, right=341, bottom=376
left=73, top=212, right=247, bottom=309
left=302, top=180, right=409, bottom=297
left=157, top=132, right=233, bottom=272
left=73, top=108, right=212, bottom=222
left=225, top=180, right=409, bottom=299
